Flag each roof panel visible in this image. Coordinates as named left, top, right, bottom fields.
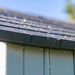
left=0, top=8, right=75, bottom=49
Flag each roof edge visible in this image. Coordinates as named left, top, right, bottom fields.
left=0, top=29, right=75, bottom=50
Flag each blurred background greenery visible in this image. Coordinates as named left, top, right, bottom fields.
left=65, top=0, right=75, bottom=21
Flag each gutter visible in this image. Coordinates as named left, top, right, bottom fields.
left=0, top=29, right=75, bottom=50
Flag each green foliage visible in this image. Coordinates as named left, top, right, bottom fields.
left=65, top=0, right=75, bottom=20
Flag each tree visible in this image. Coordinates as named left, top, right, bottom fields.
left=65, top=0, right=75, bottom=20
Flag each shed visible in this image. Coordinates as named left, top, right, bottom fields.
left=0, top=8, right=75, bottom=75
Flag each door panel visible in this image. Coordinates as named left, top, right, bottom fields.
left=24, top=46, right=43, bottom=75
left=50, top=50, right=74, bottom=75
left=7, top=43, right=23, bottom=75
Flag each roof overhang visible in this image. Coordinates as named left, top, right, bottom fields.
left=0, top=29, right=75, bottom=50
left=0, top=8, right=75, bottom=50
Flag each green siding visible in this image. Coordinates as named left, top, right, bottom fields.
left=5, top=43, right=74, bottom=75
left=24, top=46, right=44, bottom=75
left=7, top=43, right=23, bottom=75
left=50, top=50, right=74, bottom=75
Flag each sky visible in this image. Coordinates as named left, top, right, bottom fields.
left=0, top=0, right=74, bottom=20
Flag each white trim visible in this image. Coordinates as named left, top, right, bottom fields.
left=0, top=42, right=6, bottom=75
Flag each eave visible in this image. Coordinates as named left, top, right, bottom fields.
left=0, top=8, right=75, bottom=50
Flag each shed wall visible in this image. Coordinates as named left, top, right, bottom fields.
left=6, top=43, right=74, bottom=75
left=6, top=44, right=23, bottom=75
left=6, top=43, right=44, bottom=75
left=24, top=46, right=44, bottom=75
left=50, top=50, right=74, bottom=75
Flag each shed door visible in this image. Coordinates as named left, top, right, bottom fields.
left=24, top=46, right=43, bottom=75
left=45, top=50, right=74, bottom=75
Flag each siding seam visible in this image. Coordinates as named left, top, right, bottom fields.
left=23, top=45, right=25, bottom=75
left=73, top=50, right=75, bottom=75
left=43, top=48, right=45, bottom=75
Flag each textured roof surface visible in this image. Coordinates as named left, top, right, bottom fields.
left=0, top=8, right=75, bottom=42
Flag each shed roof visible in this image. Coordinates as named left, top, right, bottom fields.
left=0, top=8, right=75, bottom=49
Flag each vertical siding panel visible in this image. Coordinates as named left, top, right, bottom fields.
left=43, top=49, right=45, bottom=75
left=50, top=50, right=74, bottom=75
left=45, top=49, right=50, bottom=75
left=6, top=43, right=23, bottom=75
left=24, top=46, right=43, bottom=75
